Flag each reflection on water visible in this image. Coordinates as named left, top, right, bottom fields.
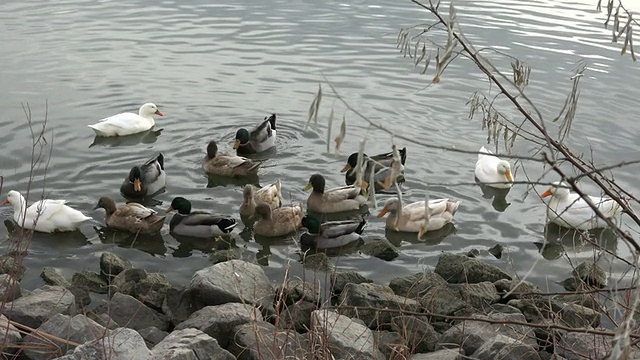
left=88, top=129, right=163, bottom=148
left=475, top=180, right=512, bottom=212
left=95, top=226, right=167, bottom=257
left=384, top=223, right=456, bottom=247
left=534, top=223, right=618, bottom=260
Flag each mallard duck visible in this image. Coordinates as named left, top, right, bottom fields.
left=251, top=202, right=303, bottom=237
left=474, top=146, right=514, bottom=189
left=541, top=181, right=621, bottom=230
left=166, top=197, right=237, bottom=237
left=93, top=196, right=164, bottom=234
left=304, top=174, right=367, bottom=214
left=202, top=140, right=261, bottom=177
left=300, top=215, right=366, bottom=250
left=234, top=114, right=277, bottom=155
left=2, top=190, right=92, bottom=233
left=341, top=147, right=408, bottom=186
left=239, top=180, right=282, bottom=218
left=88, top=103, right=163, bottom=137
left=120, top=153, right=166, bottom=198
left=377, top=197, right=461, bottom=237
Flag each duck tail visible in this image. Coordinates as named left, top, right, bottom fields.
left=217, top=218, right=237, bottom=233
left=248, top=161, right=262, bottom=173
left=157, top=152, right=165, bottom=169
left=266, top=114, right=276, bottom=130
left=447, top=200, right=461, bottom=215
left=399, top=147, right=408, bottom=165
left=355, top=218, right=368, bottom=234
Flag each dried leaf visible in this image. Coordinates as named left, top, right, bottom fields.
left=334, top=114, right=347, bottom=153
left=326, top=107, right=334, bottom=154
left=305, top=84, right=322, bottom=131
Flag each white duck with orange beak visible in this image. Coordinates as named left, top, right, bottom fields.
left=88, top=103, right=163, bottom=137
left=474, top=146, right=514, bottom=189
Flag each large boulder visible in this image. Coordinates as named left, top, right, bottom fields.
left=310, top=310, right=384, bottom=360
left=471, top=334, right=539, bottom=360
left=391, top=315, right=438, bottom=353
left=134, top=273, right=170, bottom=310
left=449, top=281, right=500, bottom=309
left=151, top=328, right=235, bottom=360
left=227, top=321, right=308, bottom=360
left=71, top=271, right=109, bottom=294
left=175, top=303, right=262, bottom=348
left=2, top=285, right=75, bottom=328
left=162, top=285, right=195, bottom=326
left=188, top=260, right=275, bottom=314
left=330, top=271, right=373, bottom=297
left=40, top=267, right=70, bottom=287
left=558, top=332, right=610, bottom=360
left=100, top=252, right=132, bottom=278
left=434, top=253, right=512, bottom=284
left=389, top=271, right=447, bottom=299
left=338, top=283, right=420, bottom=329
left=55, top=327, right=152, bottom=360
left=277, top=279, right=321, bottom=306
left=93, top=293, right=169, bottom=331
left=110, top=268, right=148, bottom=297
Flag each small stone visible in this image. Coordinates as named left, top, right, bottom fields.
left=389, top=271, right=447, bottom=299
left=360, top=239, right=400, bottom=261
left=338, top=283, right=420, bottom=329
left=0, top=315, right=21, bottom=355
left=110, top=268, right=148, bottom=297
left=374, top=330, right=406, bottom=359
left=208, top=248, right=242, bottom=264
left=277, top=279, right=321, bottom=306
left=152, top=328, right=235, bottom=359
left=449, top=281, right=500, bottom=309
left=466, top=249, right=481, bottom=258
left=0, top=274, right=21, bottom=302
left=572, top=260, right=607, bottom=288
left=100, top=252, right=133, bottom=277
left=278, top=301, right=317, bottom=333
left=68, top=285, right=92, bottom=309
left=138, top=326, right=169, bottom=348
left=471, top=334, right=539, bottom=360
left=162, top=286, right=195, bottom=326
left=488, top=244, right=504, bottom=259
left=72, top=270, right=109, bottom=294
left=331, top=271, right=373, bottom=296
left=559, top=303, right=601, bottom=328
left=391, top=315, right=438, bottom=353
left=228, top=321, right=308, bottom=359
left=494, top=279, right=542, bottom=301
left=57, top=327, right=152, bottom=360
left=558, top=332, right=610, bottom=360
left=0, top=255, right=26, bottom=279
left=302, top=253, right=334, bottom=272
left=134, top=273, right=170, bottom=310
left=40, top=267, right=70, bottom=287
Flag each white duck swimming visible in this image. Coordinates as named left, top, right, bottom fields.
left=377, top=197, right=461, bottom=237
left=2, top=190, right=92, bottom=233
left=88, top=103, right=163, bottom=137
left=541, top=181, right=621, bottom=230
left=474, top=146, right=514, bottom=189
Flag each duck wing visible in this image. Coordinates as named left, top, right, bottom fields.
left=250, top=114, right=276, bottom=143
left=118, top=202, right=157, bottom=220
left=319, top=219, right=367, bottom=238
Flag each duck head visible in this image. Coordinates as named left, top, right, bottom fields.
left=303, top=174, right=326, bottom=193
left=234, top=128, right=250, bottom=150
left=541, top=181, right=570, bottom=199
left=128, top=166, right=145, bottom=193
left=341, top=152, right=369, bottom=173
left=206, top=140, right=219, bottom=159
left=166, top=197, right=192, bottom=214
left=377, top=198, right=400, bottom=218
left=139, top=103, right=164, bottom=117
left=496, top=160, right=514, bottom=183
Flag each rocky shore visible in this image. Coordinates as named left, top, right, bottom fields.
left=0, top=250, right=620, bottom=359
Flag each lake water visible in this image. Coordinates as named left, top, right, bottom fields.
left=0, top=0, right=638, bottom=298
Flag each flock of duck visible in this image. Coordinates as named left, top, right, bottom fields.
left=1, top=103, right=623, bottom=252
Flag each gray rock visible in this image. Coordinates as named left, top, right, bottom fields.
left=278, top=300, right=317, bottom=333
left=374, top=330, right=405, bottom=359
left=137, top=326, right=169, bottom=348
left=134, top=272, right=170, bottom=310
left=175, top=303, right=262, bottom=348
left=0, top=255, right=26, bottom=279
left=40, top=267, right=70, bottom=287
left=483, top=303, right=524, bottom=316
left=302, top=252, right=334, bottom=272
left=209, top=248, right=243, bottom=264
left=331, top=271, right=373, bottom=296
left=277, top=279, right=321, bottom=306
left=162, top=285, right=195, bottom=326
left=539, top=350, right=568, bottom=360
left=391, top=315, right=438, bottom=353
left=100, top=252, right=132, bottom=277
left=553, top=293, right=598, bottom=310
left=449, top=281, right=500, bottom=309
left=488, top=244, right=504, bottom=259
left=0, top=274, right=21, bottom=302
left=152, top=328, right=235, bottom=360
left=95, top=293, right=169, bottom=331
left=110, top=268, right=148, bottom=297
left=572, top=260, right=607, bottom=288
left=22, top=314, right=106, bottom=360
left=408, top=349, right=463, bottom=360
left=2, top=285, right=75, bottom=328
left=494, top=279, right=542, bottom=301
left=466, top=248, right=481, bottom=258
left=0, top=314, right=21, bottom=355
left=87, top=312, right=119, bottom=330
left=56, top=327, right=152, bottom=360
left=389, top=271, right=447, bottom=299
left=68, top=286, right=91, bottom=309
left=338, top=283, right=420, bottom=329
left=228, top=321, right=308, bottom=360
left=311, top=310, right=384, bottom=360
left=434, top=253, right=512, bottom=284
left=507, top=298, right=560, bottom=323
left=438, top=312, right=537, bottom=355
left=471, top=333, right=539, bottom=360
left=188, top=260, right=275, bottom=314
left=71, top=271, right=109, bottom=294
left=419, top=283, right=467, bottom=316
left=360, top=239, right=400, bottom=261
left=559, top=303, right=601, bottom=328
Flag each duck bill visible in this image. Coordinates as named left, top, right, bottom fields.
left=541, top=189, right=552, bottom=198
left=155, top=110, right=164, bottom=116
left=1, top=199, right=8, bottom=205
left=165, top=206, right=174, bottom=213
left=340, top=163, right=351, bottom=173
left=303, top=183, right=312, bottom=191
left=506, top=170, right=514, bottom=182
left=377, top=206, right=389, bottom=218
left=233, top=139, right=241, bottom=150
left=133, top=178, right=142, bottom=192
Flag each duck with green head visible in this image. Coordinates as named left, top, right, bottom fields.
left=120, top=153, right=166, bottom=198
left=300, top=215, right=366, bottom=250
left=233, top=114, right=277, bottom=155
left=303, top=173, right=367, bottom=214
left=202, top=140, right=262, bottom=177
left=341, top=148, right=407, bottom=188
left=166, top=197, right=237, bottom=238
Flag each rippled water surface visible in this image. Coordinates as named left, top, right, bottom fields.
left=0, top=0, right=638, bottom=295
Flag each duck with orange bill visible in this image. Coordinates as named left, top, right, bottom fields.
left=377, top=197, right=461, bottom=237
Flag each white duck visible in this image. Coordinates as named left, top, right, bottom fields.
left=474, top=146, right=514, bottom=189
left=2, top=190, right=92, bottom=233
left=88, top=103, right=163, bottom=137
left=377, top=197, right=461, bottom=237
left=541, top=181, right=621, bottom=230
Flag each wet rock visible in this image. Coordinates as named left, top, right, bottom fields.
left=435, top=253, right=512, bottom=284
left=559, top=303, right=600, bottom=328
left=360, top=239, right=400, bottom=261
left=488, top=244, right=504, bottom=259
left=72, top=270, right=109, bottom=294
left=0, top=255, right=26, bottom=279
left=151, top=328, right=235, bottom=360
left=408, top=349, right=463, bottom=360
left=100, top=252, right=132, bottom=278
left=391, top=315, right=438, bottom=353
left=134, top=272, right=170, bottom=310
left=331, top=271, right=373, bottom=296
left=311, top=310, right=384, bottom=360
left=228, top=321, right=308, bottom=360
left=110, top=268, right=148, bottom=297
left=188, top=260, right=275, bottom=315
left=94, top=292, right=169, bottom=331
left=40, top=267, right=70, bottom=287
left=338, top=282, right=420, bottom=329
left=466, top=248, right=481, bottom=258
left=137, top=326, right=168, bottom=348
left=277, top=279, right=321, bottom=306
left=302, top=252, right=334, bottom=272
left=374, top=330, right=405, bottom=359
left=494, top=279, right=542, bottom=301
left=419, top=283, right=467, bottom=316
left=2, top=285, right=75, bottom=328
left=558, top=332, right=610, bottom=360
left=22, top=314, right=106, bottom=360
left=572, top=260, right=607, bottom=288
left=208, top=248, right=243, bottom=264
left=471, top=333, right=539, bottom=360
left=449, top=281, right=500, bottom=309
left=389, top=271, right=447, bottom=299
left=438, top=312, right=538, bottom=355
left=55, top=327, right=152, bottom=360
left=278, top=300, right=317, bottom=333
left=175, top=303, right=262, bottom=348
left=162, top=285, right=195, bottom=326
left=0, top=315, right=21, bottom=355
left=0, top=274, right=21, bottom=302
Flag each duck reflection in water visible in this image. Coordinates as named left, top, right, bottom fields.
left=89, top=128, right=163, bottom=148
left=534, top=223, right=618, bottom=260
